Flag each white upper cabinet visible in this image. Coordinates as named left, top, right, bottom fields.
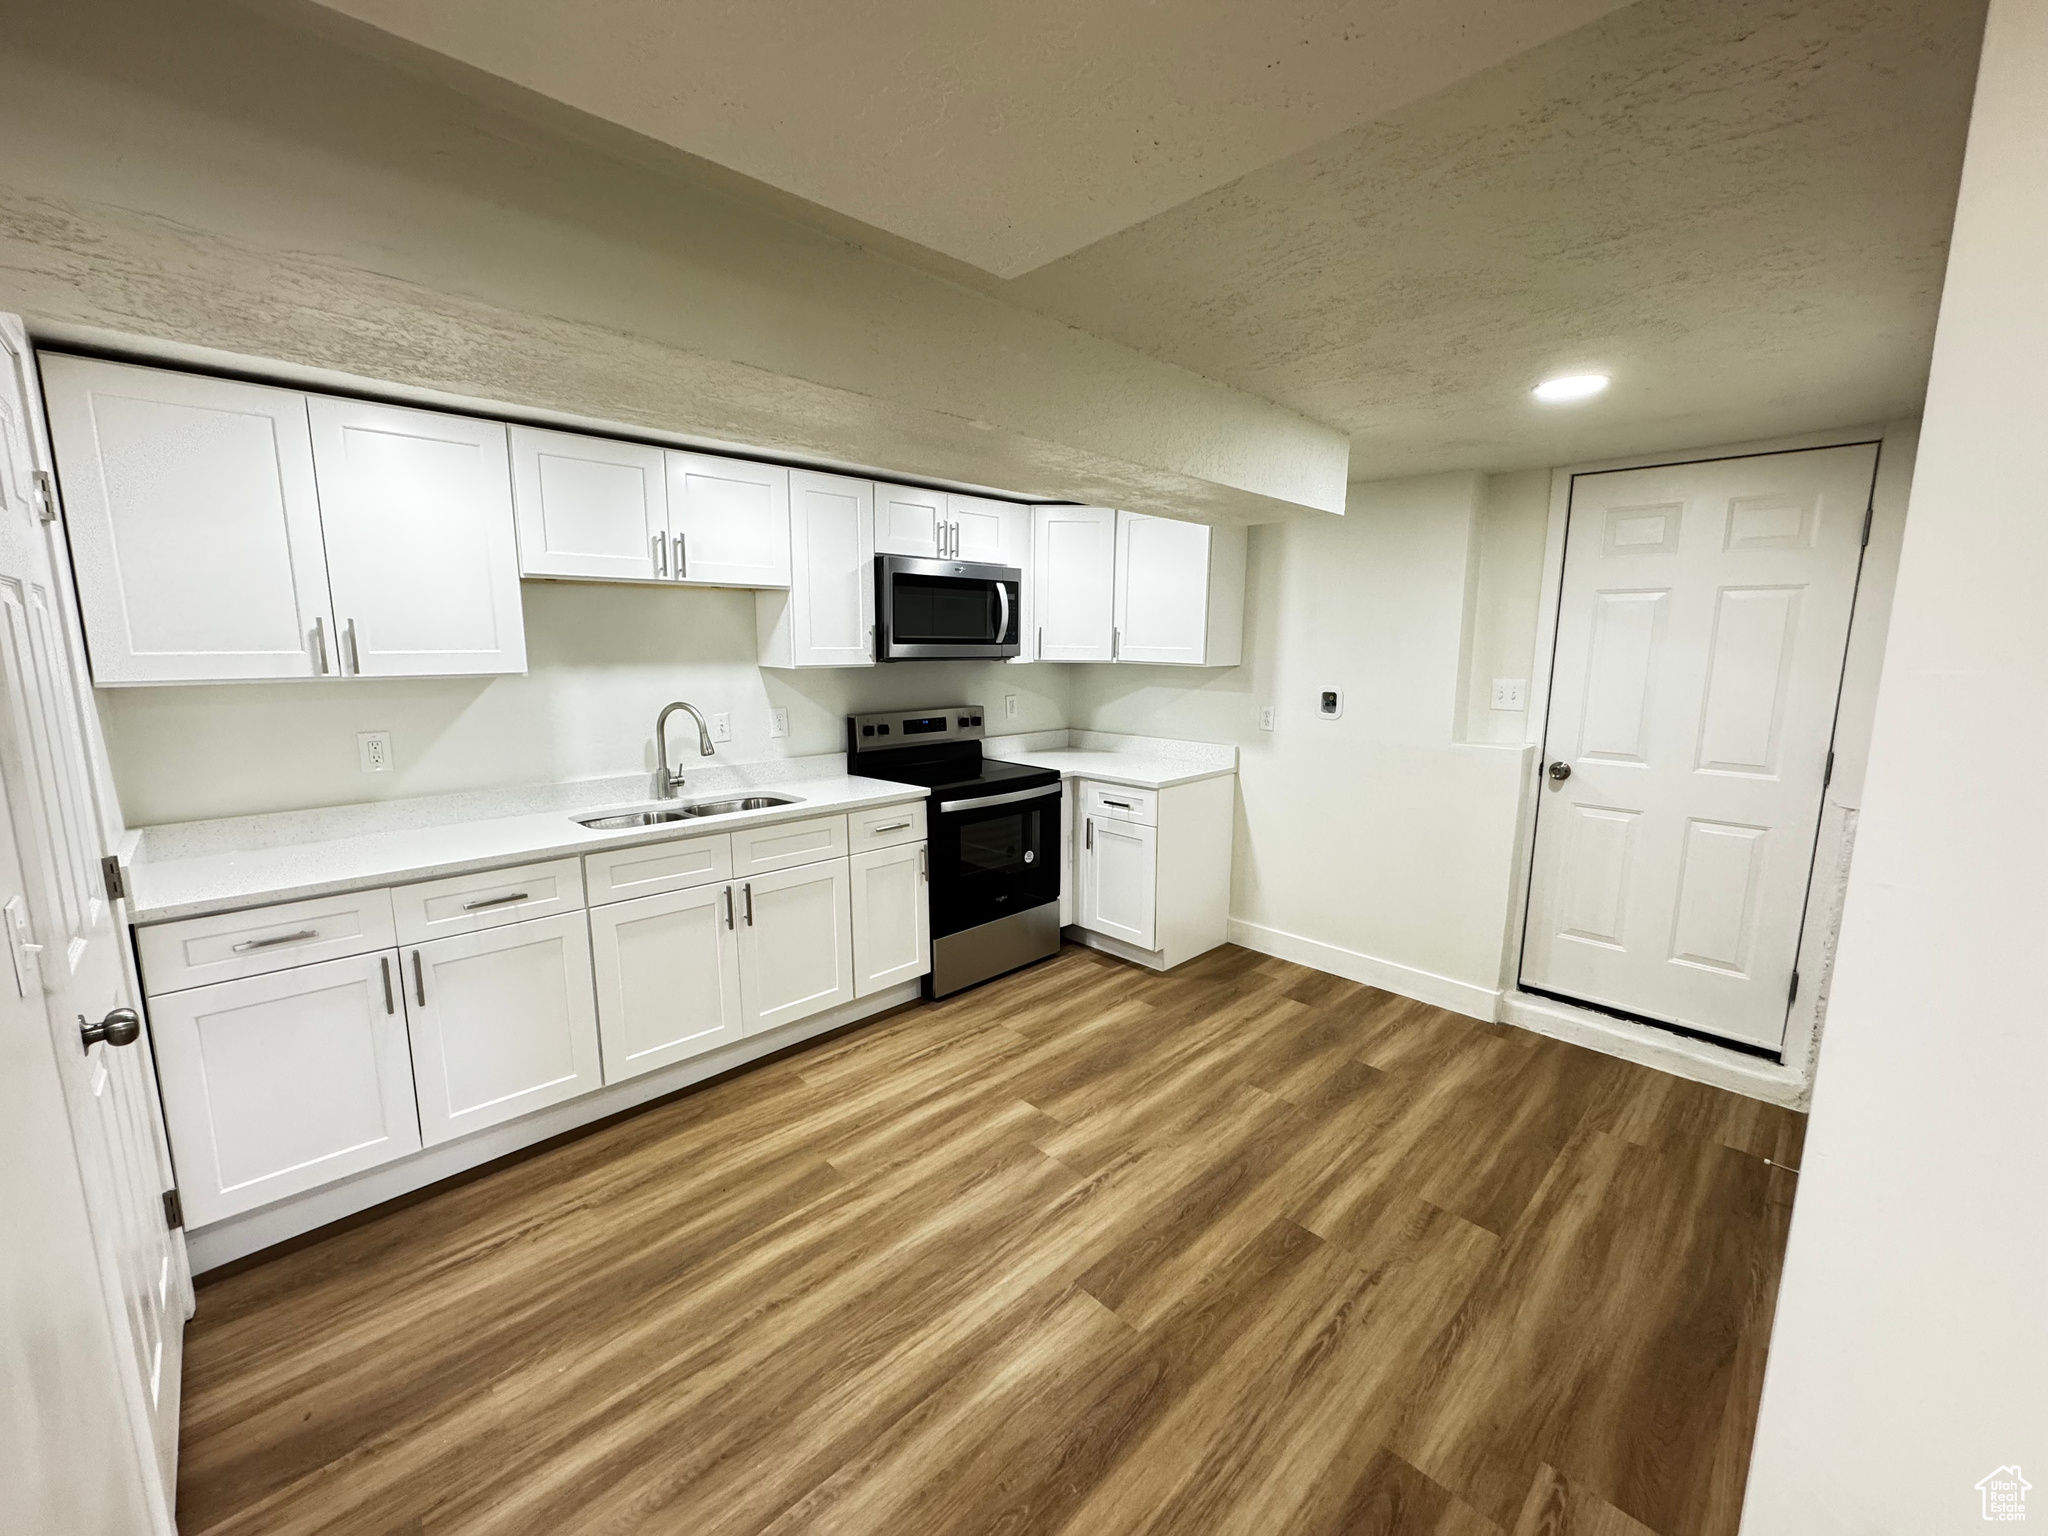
left=1031, top=505, right=1117, bottom=662
left=666, top=450, right=791, bottom=588
left=309, top=398, right=527, bottom=678
left=510, top=425, right=666, bottom=582
left=1113, top=511, right=1246, bottom=668
left=40, top=356, right=337, bottom=684
left=757, top=470, right=874, bottom=668
left=948, top=493, right=1025, bottom=566
left=874, top=482, right=946, bottom=559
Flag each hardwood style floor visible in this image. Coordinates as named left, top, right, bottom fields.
left=177, top=944, right=1804, bottom=1536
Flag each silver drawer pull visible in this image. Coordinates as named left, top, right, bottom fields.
left=869, top=820, right=912, bottom=834
left=1101, top=797, right=1134, bottom=809
left=461, top=891, right=530, bottom=911
left=232, top=928, right=319, bottom=952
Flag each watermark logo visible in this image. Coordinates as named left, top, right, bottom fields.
left=1978, top=1466, right=2031, bottom=1522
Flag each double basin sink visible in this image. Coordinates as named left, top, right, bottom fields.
left=574, top=794, right=801, bottom=832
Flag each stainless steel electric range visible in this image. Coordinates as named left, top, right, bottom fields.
left=847, top=706, right=1062, bottom=997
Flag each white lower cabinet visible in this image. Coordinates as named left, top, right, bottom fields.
left=736, top=858, right=854, bottom=1034
left=1078, top=814, right=1158, bottom=949
left=403, top=911, right=602, bottom=1146
left=148, top=951, right=420, bottom=1227
left=850, top=842, right=930, bottom=997
left=589, top=882, right=745, bottom=1083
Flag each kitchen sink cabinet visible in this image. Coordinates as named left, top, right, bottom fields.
left=736, top=857, right=855, bottom=1035
left=589, top=882, right=746, bottom=1083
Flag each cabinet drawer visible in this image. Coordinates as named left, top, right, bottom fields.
left=584, top=832, right=733, bottom=906
left=1080, top=780, right=1157, bottom=826
left=392, top=858, right=585, bottom=944
left=137, top=888, right=397, bottom=995
left=730, top=813, right=849, bottom=877
left=848, top=800, right=926, bottom=852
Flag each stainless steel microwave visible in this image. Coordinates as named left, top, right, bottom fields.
left=874, top=555, right=1023, bottom=661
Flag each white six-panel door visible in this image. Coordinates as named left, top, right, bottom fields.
left=39, top=356, right=336, bottom=683
left=850, top=842, right=929, bottom=996
left=1521, top=443, right=1878, bottom=1051
left=1031, top=505, right=1116, bottom=662
left=308, top=398, right=527, bottom=677
left=588, top=882, right=745, bottom=1081
left=736, top=859, right=853, bottom=1034
left=509, top=425, right=666, bottom=582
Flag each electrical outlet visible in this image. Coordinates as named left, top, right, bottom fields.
left=710, top=711, right=732, bottom=744
left=1258, top=706, right=1276, bottom=732
left=1490, top=678, right=1529, bottom=711
left=357, top=731, right=393, bottom=773
left=767, top=707, right=789, bottom=740
left=1004, top=694, right=1019, bottom=720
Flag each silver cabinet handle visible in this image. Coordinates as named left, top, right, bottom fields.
left=312, top=617, right=332, bottom=675
left=1036, top=625, right=1044, bottom=660
left=723, top=884, right=735, bottom=930
left=345, top=618, right=362, bottom=675
left=673, top=532, right=687, bottom=580
left=653, top=531, right=667, bottom=577
left=232, top=928, right=319, bottom=952
left=1101, top=798, right=1133, bottom=809
left=919, top=845, right=927, bottom=881
left=1086, top=819, right=1093, bottom=851
left=461, top=891, right=530, bottom=911
left=742, top=882, right=753, bottom=926
left=1112, top=626, right=1120, bottom=662
left=870, top=820, right=912, bottom=834
left=413, top=950, right=426, bottom=1006
left=380, top=954, right=394, bottom=1015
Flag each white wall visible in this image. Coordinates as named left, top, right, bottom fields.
left=1739, top=1, right=2048, bottom=1528
left=1460, top=468, right=1552, bottom=745
left=100, top=581, right=1070, bottom=826
left=1069, top=472, right=1539, bottom=1014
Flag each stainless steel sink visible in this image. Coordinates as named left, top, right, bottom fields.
left=680, top=795, right=800, bottom=816
left=575, top=793, right=801, bottom=830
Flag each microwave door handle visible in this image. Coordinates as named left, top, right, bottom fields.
left=994, top=581, right=1010, bottom=645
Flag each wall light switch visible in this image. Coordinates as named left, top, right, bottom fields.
left=357, top=731, right=392, bottom=773
left=1258, top=706, right=1276, bottom=731
left=767, top=707, right=789, bottom=740
left=1317, top=688, right=1344, bottom=720
left=711, top=711, right=732, bottom=744
left=1491, top=678, right=1529, bottom=711
left=1005, top=694, right=1019, bottom=720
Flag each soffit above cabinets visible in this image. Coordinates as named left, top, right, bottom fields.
left=300, top=0, right=1640, bottom=278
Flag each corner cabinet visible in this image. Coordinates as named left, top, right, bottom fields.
left=41, top=354, right=527, bottom=684
left=757, top=469, right=875, bottom=668
left=1113, top=512, right=1245, bottom=667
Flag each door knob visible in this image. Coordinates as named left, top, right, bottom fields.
left=80, top=1007, right=141, bottom=1049
left=1547, top=760, right=1573, bottom=782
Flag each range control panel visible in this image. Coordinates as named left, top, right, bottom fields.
left=850, top=706, right=986, bottom=745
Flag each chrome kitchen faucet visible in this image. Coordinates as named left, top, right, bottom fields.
left=655, top=700, right=716, bottom=798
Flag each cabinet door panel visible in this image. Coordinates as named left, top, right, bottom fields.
left=310, top=397, right=526, bottom=677
left=1032, top=506, right=1116, bottom=662
left=510, top=425, right=665, bottom=581
left=1115, top=512, right=1213, bottom=665
left=737, top=859, right=853, bottom=1034
left=948, top=493, right=1020, bottom=565
left=590, top=883, right=743, bottom=1081
left=405, top=913, right=600, bottom=1145
left=148, top=951, right=419, bottom=1226
left=874, top=482, right=944, bottom=558
left=787, top=470, right=874, bottom=666
left=851, top=842, right=929, bottom=997
left=1080, top=815, right=1157, bottom=949
left=667, top=451, right=791, bottom=588
left=40, top=356, right=335, bottom=683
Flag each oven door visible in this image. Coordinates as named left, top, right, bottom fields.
left=877, top=555, right=1022, bottom=660
left=927, top=782, right=1062, bottom=937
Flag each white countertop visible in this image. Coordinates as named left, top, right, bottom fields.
left=124, top=763, right=925, bottom=925
left=982, top=729, right=1238, bottom=790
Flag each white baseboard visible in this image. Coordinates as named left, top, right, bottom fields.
left=1501, top=992, right=1811, bottom=1109
left=1225, top=918, right=1501, bottom=1022
left=186, top=981, right=922, bottom=1274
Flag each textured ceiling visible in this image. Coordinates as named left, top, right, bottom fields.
left=302, top=0, right=1638, bottom=278
left=998, top=0, right=1985, bottom=478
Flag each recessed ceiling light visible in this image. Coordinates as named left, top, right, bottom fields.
left=1533, top=373, right=1610, bottom=403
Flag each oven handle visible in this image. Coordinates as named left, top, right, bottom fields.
left=937, top=783, right=1063, bottom=815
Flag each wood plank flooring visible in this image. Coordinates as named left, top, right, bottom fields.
left=177, top=944, right=1804, bottom=1536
